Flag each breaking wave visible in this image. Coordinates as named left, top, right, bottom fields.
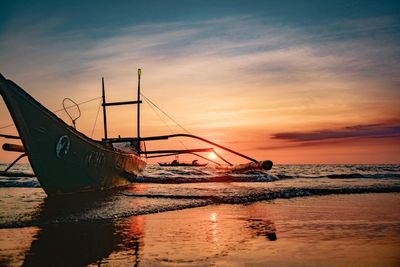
left=1, top=184, right=399, bottom=229
left=1, top=163, right=399, bottom=228
left=0, top=177, right=40, bottom=187
left=1, top=164, right=400, bottom=187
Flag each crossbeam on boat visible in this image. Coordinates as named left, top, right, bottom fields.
left=0, top=170, right=35, bottom=177
left=103, top=137, right=135, bottom=143
left=3, top=143, right=25, bottom=153
left=0, top=133, right=20, bottom=139
left=142, top=148, right=214, bottom=155
left=102, top=100, right=142, bottom=107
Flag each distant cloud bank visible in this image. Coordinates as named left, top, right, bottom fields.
left=272, top=121, right=400, bottom=142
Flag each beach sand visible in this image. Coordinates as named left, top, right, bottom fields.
left=1, top=193, right=399, bottom=266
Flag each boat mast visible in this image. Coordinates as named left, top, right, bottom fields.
left=102, top=77, right=108, bottom=139
left=137, top=69, right=141, bottom=152
left=100, top=72, right=142, bottom=143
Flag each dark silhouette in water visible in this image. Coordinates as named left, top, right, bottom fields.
left=20, top=188, right=280, bottom=266
left=22, top=192, right=143, bottom=267
left=158, top=159, right=208, bottom=167
left=22, top=220, right=121, bottom=266
left=246, top=218, right=277, bottom=241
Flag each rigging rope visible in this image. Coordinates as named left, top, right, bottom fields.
left=142, top=96, right=189, bottom=150
left=140, top=93, right=191, bottom=134
left=0, top=96, right=102, bottom=130
left=140, top=91, right=225, bottom=162
left=90, top=98, right=102, bottom=138
left=140, top=92, right=231, bottom=164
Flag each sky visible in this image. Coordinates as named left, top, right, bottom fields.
left=0, top=0, right=399, bottom=164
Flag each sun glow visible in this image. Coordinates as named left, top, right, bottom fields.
left=210, top=212, right=217, bottom=222
left=208, top=152, right=217, bottom=160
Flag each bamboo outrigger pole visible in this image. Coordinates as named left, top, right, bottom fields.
left=0, top=133, right=20, bottom=139
left=104, top=134, right=260, bottom=164
left=143, top=148, right=214, bottom=155
left=138, top=133, right=258, bottom=163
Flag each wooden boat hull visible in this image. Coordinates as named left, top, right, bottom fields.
left=0, top=74, right=146, bottom=196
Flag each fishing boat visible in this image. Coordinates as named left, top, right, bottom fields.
left=0, top=70, right=273, bottom=196
left=158, top=160, right=208, bottom=167
left=0, top=72, right=148, bottom=196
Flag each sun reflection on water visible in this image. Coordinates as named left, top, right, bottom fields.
left=210, top=212, right=217, bottom=222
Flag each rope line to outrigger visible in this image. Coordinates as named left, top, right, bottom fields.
left=142, top=94, right=189, bottom=151
left=140, top=93, right=191, bottom=135
left=140, top=92, right=208, bottom=149
left=140, top=92, right=236, bottom=164
left=91, top=98, right=103, bottom=138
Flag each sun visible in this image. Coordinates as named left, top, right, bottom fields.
left=208, top=152, right=217, bottom=160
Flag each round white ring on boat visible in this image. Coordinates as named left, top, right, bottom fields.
left=56, top=135, right=70, bottom=158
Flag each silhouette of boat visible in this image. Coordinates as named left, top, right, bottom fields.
left=158, top=161, right=208, bottom=167
left=0, top=70, right=273, bottom=196
left=0, top=73, right=147, bottom=196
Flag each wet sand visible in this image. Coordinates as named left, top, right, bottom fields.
left=1, top=193, right=399, bottom=266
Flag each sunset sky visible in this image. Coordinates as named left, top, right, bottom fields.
left=0, top=0, right=399, bottom=164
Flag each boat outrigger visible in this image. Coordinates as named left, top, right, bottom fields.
left=0, top=70, right=273, bottom=196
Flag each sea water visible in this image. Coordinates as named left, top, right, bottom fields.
left=0, top=164, right=399, bottom=226
left=0, top=164, right=399, bottom=266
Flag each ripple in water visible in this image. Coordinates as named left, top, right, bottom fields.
left=0, top=164, right=399, bottom=227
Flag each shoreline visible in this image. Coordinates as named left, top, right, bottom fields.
left=1, top=193, right=399, bottom=266
left=1, top=186, right=400, bottom=229
left=1, top=186, right=400, bottom=224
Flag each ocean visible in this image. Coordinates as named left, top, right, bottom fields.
left=0, top=164, right=399, bottom=266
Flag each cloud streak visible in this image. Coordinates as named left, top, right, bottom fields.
left=271, top=122, right=400, bottom=142
left=1, top=11, right=400, bottom=163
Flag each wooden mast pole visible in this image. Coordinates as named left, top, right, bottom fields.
left=137, top=69, right=141, bottom=152
left=102, top=77, right=108, bottom=140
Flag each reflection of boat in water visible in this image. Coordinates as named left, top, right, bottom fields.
left=158, top=159, right=208, bottom=167
left=22, top=192, right=144, bottom=267
left=246, top=218, right=277, bottom=241
left=23, top=220, right=122, bottom=267
left=20, top=191, right=278, bottom=265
